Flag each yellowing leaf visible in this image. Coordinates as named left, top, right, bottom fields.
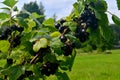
left=33, top=38, right=48, bottom=52
left=50, top=31, right=61, bottom=37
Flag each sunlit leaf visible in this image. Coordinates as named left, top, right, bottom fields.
left=2, top=0, right=18, bottom=8
left=33, top=38, right=48, bottom=52
left=42, top=18, right=54, bottom=27
left=50, top=31, right=61, bottom=38
left=0, top=13, right=10, bottom=19
left=0, top=40, right=10, bottom=52
left=32, top=12, right=44, bottom=19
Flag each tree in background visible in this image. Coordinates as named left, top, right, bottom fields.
left=17, top=1, right=45, bottom=28
left=52, top=13, right=57, bottom=22
left=110, top=24, right=120, bottom=45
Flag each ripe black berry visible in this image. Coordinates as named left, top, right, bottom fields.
left=13, top=35, right=21, bottom=47
left=17, top=27, right=24, bottom=32
left=0, top=34, right=8, bottom=40
left=55, top=23, right=60, bottom=29
left=60, top=35, right=67, bottom=43
left=61, top=44, right=73, bottom=56
left=79, top=32, right=89, bottom=42
left=7, top=58, right=13, bottom=65
left=41, top=62, right=59, bottom=76
left=59, top=26, right=66, bottom=33
left=60, top=19, right=66, bottom=24
left=11, top=25, right=18, bottom=31
left=11, top=25, right=24, bottom=32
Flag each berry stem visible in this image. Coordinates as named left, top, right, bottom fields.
left=8, top=32, right=16, bottom=55
left=30, top=50, right=42, bottom=64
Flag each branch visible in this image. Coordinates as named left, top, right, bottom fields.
left=30, top=50, right=42, bottom=64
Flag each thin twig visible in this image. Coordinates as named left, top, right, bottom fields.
left=30, top=50, right=42, bottom=64
left=107, top=11, right=113, bottom=15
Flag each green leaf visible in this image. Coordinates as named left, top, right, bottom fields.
left=0, top=40, right=10, bottom=52
left=116, top=0, right=120, bottom=10
left=33, top=38, right=48, bottom=52
left=50, top=31, right=60, bottom=38
left=56, top=72, right=70, bottom=80
left=0, top=59, right=6, bottom=68
left=1, top=65, right=25, bottom=80
left=32, top=12, right=44, bottom=19
left=73, top=2, right=84, bottom=16
left=2, top=0, right=18, bottom=8
left=94, top=0, right=107, bottom=12
left=43, top=54, right=57, bottom=62
left=17, top=17, right=28, bottom=28
left=27, top=19, right=36, bottom=31
left=112, top=15, right=120, bottom=26
left=42, top=18, right=54, bottom=27
left=99, top=13, right=111, bottom=42
left=69, top=22, right=77, bottom=32
left=0, top=18, right=10, bottom=26
left=60, top=49, right=76, bottom=71
left=0, top=7, right=10, bottom=12
left=50, top=37, right=63, bottom=55
left=0, top=13, right=10, bottom=19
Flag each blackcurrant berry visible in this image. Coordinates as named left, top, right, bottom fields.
left=55, top=23, right=60, bottom=29
left=60, top=35, right=67, bottom=43
left=59, top=26, right=65, bottom=33
left=11, top=25, right=18, bottom=31
left=41, top=62, right=58, bottom=76
left=17, top=27, right=24, bottom=32
left=61, top=44, right=73, bottom=56
left=13, top=35, right=21, bottom=47
left=60, top=19, right=66, bottom=24
left=3, top=27, right=12, bottom=36
left=0, top=34, right=8, bottom=40
left=7, top=58, right=13, bottom=65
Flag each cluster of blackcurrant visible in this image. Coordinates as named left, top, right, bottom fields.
left=40, top=61, right=59, bottom=76
left=0, top=25, right=24, bottom=48
left=0, top=25, right=23, bottom=40
left=55, top=19, right=74, bottom=56
left=17, top=71, right=33, bottom=80
left=74, top=4, right=98, bottom=42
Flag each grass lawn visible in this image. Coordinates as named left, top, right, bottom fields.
left=47, top=49, right=120, bottom=80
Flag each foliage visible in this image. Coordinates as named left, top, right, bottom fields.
left=0, top=0, right=119, bottom=80
left=17, top=1, right=45, bottom=28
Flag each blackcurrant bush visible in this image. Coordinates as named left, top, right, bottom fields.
left=60, top=35, right=67, bottom=43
